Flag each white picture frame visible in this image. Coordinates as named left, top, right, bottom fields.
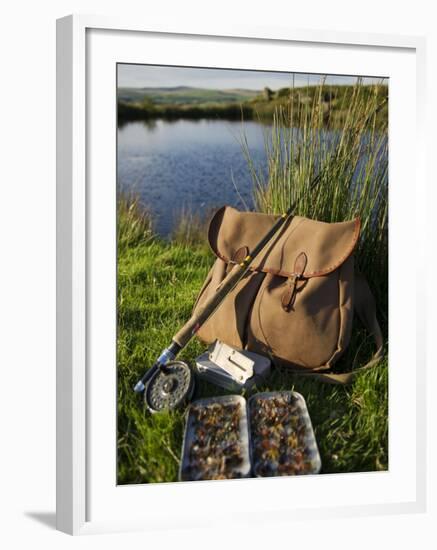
left=56, top=14, right=427, bottom=535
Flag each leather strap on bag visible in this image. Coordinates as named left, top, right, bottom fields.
left=297, top=272, right=384, bottom=385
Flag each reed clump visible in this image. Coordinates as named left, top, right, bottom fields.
left=241, top=78, right=388, bottom=318
left=171, top=206, right=210, bottom=247
left=117, top=193, right=154, bottom=251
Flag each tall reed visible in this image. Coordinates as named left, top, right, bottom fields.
left=240, top=78, right=388, bottom=319
left=171, top=206, right=210, bottom=247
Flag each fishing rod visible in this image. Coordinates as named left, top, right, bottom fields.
left=133, top=95, right=386, bottom=411
left=133, top=170, right=323, bottom=395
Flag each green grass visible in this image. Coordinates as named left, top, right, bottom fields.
left=117, top=86, right=259, bottom=105
left=117, top=218, right=212, bottom=483
left=117, top=201, right=388, bottom=484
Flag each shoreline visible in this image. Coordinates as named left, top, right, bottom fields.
left=117, top=83, right=388, bottom=128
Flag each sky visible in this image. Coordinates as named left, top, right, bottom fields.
left=117, top=64, right=387, bottom=90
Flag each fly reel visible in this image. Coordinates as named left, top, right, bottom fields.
left=144, top=361, right=195, bottom=413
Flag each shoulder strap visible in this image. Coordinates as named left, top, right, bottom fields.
left=297, top=272, right=384, bottom=385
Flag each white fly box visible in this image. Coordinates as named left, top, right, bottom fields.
left=195, top=340, right=271, bottom=391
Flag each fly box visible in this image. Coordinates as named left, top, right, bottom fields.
left=179, top=395, right=251, bottom=481
left=194, top=340, right=271, bottom=392
left=248, top=391, right=321, bottom=476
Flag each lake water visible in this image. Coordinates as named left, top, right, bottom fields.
left=117, top=119, right=269, bottom=236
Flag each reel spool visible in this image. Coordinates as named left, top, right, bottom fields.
left=144, top=361, right=195, bottom=413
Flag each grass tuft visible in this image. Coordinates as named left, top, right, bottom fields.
left=117, top=193, right=154, bottom=252
left=171, top=206, right=210, bottom=247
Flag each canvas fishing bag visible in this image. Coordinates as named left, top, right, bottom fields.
left=192, top=206, right=383, bottom=384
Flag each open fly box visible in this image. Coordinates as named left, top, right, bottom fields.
left=179, top=395, right=251, bottom=481
left=248, top=391, right=321, bottom=476
left=195, top=341, right=271, bottom=392
left=179, top=391, right=321, bottom=481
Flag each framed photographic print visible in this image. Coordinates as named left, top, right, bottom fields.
left=56, top=15, right=427, bottom=535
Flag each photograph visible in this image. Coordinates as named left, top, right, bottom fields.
left=116, top=63, right=388, bottom=484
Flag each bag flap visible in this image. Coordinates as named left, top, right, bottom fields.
left=208, top=206, right=360, bottom=278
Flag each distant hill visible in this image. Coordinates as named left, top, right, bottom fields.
left=117, top=84, right=388, bottom=129
left=117, top=86, right=260, bottom=105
